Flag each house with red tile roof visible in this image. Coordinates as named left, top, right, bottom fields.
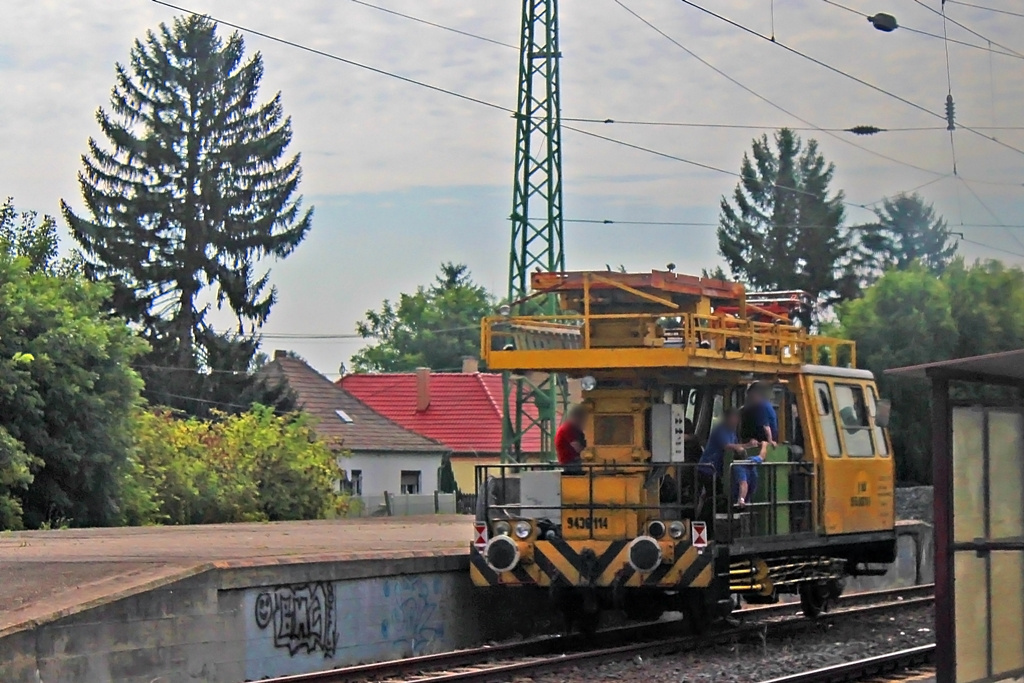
left=339, top=358, right=548, bottom=492
left=263, top=351, right=449, bottom=500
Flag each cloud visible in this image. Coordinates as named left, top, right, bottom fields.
left=1, top=0, right=1022, bottom=373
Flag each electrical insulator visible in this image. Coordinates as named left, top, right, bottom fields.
left=847, top=125, right=883, bottom=136
left=945, top=94, right=956, bottom=131
left=868, top=13, right=898, bottom=32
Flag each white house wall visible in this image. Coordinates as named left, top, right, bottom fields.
left=341, top=452, right=442, bottom=498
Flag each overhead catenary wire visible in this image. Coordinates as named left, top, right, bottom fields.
left=149, top=0, right=512, bottom=114
left=197, top=0, right=1024, bottom=191
left=910, top=0, right=1024, bottom=59
left=820, top=0, right=1024, bottom=60
left=947, top=1, right=1024, bottom=19
left=614, top=0, right=1023, bottom=189
left=348, top=0, right=517, bottom=49
left=957, top=176, right=1024, bottom=252
left=614, top=0, right=962, bottom=183
left=149, top=0, right=1024, bottom=256
left=673, top=0, right=1024, bottom=161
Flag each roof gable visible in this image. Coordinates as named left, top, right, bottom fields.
left=262, top=357, right=446, bottom=453
left=339, top=372, right=543, bottom=453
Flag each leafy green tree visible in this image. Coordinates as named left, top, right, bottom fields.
left=857, top=193, right=957, bottom=278
left=942, top=258, right=1024, bottom=358
left=839, top=266, right=957, bottom=484
left=61, top=15, right=312, bottom=416
left=352, top=263, right=495, bottom=372
left=0, top=202, right=146, bottom=529
left=839, top=258, right=1024, bottom=484
left=1, top=198, right=83, bottom=276
left=127, top=405, right=341, bottom=525
left=718, top=129, right=857, bottom=324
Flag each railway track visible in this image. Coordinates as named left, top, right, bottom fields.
left=255, top=585, right=934, bottom=683
left=758, top=645, right=936, bottom=683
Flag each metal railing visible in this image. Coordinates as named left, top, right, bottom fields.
left=482, top=312, right=855, bottom=367
left=474, top=459, right=816, bottom=542
left=721, top=460, right=816, bottom=539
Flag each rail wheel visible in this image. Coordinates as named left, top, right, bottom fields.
left=799, top=581, right=830, bottom=618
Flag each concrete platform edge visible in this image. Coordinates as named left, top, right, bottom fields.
left=0, top=562, right=217, bottom=640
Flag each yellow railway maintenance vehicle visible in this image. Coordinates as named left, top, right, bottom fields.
left=470, top=270, right=896, bottom=631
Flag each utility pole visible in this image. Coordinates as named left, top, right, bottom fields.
left=502, top=0, right=565, bottom=463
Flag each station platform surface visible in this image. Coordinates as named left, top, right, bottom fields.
left=0, top=515, right=472, bottom=634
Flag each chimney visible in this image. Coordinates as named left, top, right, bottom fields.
left=415, top=367, right=431, bottom=412
left=274, top=349, right=287, bottom=360
left=462, top=357, right=479, bottom=374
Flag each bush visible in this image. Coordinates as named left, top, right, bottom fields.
left=126, top=405, right=343, bottom=525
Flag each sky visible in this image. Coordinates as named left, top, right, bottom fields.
left=2, top=0, right=1024, bottom=377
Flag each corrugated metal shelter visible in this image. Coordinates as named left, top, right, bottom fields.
left=888, top=350, right=1024, bottom=683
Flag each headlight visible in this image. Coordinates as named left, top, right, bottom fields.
left=514, top=521, right=532, bottom=539
left=668, top=521, right=685, bottom=539
left=580, top=375, right=597, bottom=392
left=494, top=521, right=512, bottom=536
left=648, top=520, right=666, bottom=539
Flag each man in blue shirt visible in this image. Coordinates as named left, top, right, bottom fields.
left=741, top=382, right=778, bottom=445
left=697, top=408, right=760, bottom=513
left=737, top=382, right=777, bottom=506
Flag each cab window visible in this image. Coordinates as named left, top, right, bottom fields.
left=867, top=386, right=889, bottom=457
left=815, top=382, right=842, bottom=457
left=835, top=384, right=874, bottom=456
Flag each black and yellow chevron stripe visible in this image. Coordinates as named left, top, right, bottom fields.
left=469, top=538, right=715, bottom=588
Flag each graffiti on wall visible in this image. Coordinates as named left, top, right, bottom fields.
left=379, top=576, right=444, bottom=655
left=254, top=582, right=339, bottom=657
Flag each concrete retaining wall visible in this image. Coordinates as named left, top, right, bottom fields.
left=0, top=555, right=556, bottom=683
left=0, top=521, right=934, bottom=683
left=846, top=520, right=934, bottom=592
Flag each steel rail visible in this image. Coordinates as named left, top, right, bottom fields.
left=757, top=644, right=937, bottom=683
left=255, top=585, right=934, bottom=683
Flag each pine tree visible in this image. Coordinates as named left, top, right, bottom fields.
left=718, top=129, right=855, bottom=324
left=857, top=193, right=958, bottom=278
left=62, top=15, right=311, bottom=414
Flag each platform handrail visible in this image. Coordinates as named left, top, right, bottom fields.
left=482, top=312, right=856, bottom=368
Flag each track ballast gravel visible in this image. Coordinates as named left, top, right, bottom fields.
left=515, top=605, right=934, bottom=683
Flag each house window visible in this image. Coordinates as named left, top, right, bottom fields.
left=400, top=471, right=421, bottom=495
left=335, top=409, right=353, bottom=424
left=351, top=470, right=362, bottom=496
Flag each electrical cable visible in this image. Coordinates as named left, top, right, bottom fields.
left=348, top=0, right=517, bottom=49
left=181, top=0, right=1022, bottom=190
left=613, top=0, right=949, bottom=179
left=939, top=1, right=961, bottom=179
left=820, top=0, right=1024, bottom=60
left=910, top=0, right=1024, bottom=59
left=149, top=0, right=513, bottom=114
left=957, top=176, right=1024, bottom=251
left=673, top=0, right=1024, bottom=161
left=151, top=0, right=1022, bottom=224
left=947, top=1, right=1024, bottom=19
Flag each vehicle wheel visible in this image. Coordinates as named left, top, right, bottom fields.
left=799, top=582, right=829, bottom=619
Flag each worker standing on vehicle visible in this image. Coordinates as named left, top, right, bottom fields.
left=697, top=408, right=759, bottom=515
left=738, top=382, right=777, bottom=506
left=556, top=404, right=587, bottom=474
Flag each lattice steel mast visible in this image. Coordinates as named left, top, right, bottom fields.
left=502, top=0, right=565, bottom=463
